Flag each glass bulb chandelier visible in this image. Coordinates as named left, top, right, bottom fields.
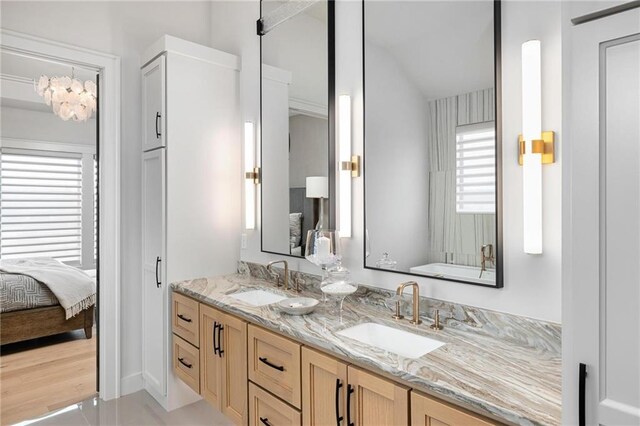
left=34, top=68, right=97, bottom=122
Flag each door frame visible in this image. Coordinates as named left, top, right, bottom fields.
left=0, top=29, right=122, bottom=401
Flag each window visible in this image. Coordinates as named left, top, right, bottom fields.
left=1, top=149, right=83, bottom=264
left=455, top=121, right=496, bottom=214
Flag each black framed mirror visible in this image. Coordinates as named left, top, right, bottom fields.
left=259, top=0, right=336, bottom=258
left=363, top=0, right=503, bottom=288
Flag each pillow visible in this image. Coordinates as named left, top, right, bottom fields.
left=289, top=212, right=303, bottom=247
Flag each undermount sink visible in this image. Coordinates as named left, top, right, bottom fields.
left=228, top=289, right=287, bottom=307
left=337, top=322, right=445, bottom=359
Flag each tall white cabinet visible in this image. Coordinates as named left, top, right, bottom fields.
left=140, top=36, right=241, bottom=411
left=564, top=4, right=640, bottom=426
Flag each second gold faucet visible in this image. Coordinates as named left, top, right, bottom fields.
left=394, top=281, right=422, bottom=325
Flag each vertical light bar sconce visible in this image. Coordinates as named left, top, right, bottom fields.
left=520, top=40, right=554, bottom=254
left=244, top=121, right=259, bottom=230
left=338, top=94, right=358, bottom=238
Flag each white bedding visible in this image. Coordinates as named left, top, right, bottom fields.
left=0, top=258, right=96, bottom=319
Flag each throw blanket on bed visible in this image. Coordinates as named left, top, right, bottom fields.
left=0, top=258, right=96, bottom=319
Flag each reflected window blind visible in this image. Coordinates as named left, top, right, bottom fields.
left=455, top=122, right=496, bottom=214
left=1, top=150, right=83, bottom=263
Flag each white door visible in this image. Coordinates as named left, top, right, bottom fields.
left=142, top=56, right=166, bottom=152
left=142, top=148, right=166, bottom=398
left=565, top=4, right=640, bottom=426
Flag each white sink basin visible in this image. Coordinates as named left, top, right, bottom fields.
left=229, top=289, right=287, bottom=307
left=337, top=322, right=444, bottom=359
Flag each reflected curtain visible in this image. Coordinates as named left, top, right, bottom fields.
left=426, top=88, right=495, bottom=266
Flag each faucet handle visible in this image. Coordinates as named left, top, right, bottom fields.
left=430, top=310, right=444, bottom=331
left=293, top=275, right=305, bottom=292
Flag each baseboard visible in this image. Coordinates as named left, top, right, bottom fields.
left=120, top=373, right=143, bottom=396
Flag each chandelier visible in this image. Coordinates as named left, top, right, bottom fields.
left=34, top=68, right=97, bottom=122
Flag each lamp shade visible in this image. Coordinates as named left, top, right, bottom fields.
left=306, top=176, right=328, bottom=198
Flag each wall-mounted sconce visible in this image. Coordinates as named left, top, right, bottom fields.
left=244, top=121, right=259, bottom=230
left=520, top=40, right=554, bottom=254
left=338, top=94, right=359, bottom=238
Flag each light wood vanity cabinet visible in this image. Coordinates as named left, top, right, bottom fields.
left=249, top=382, right=302, bottom=426
left=248, top=325, right=302, bottom=409
left=302, top=347, right=409, bottom=426
left=200, top=304, right=248, bottom=426
left=171, top=292, right=505, bottom=426
left=411, top=390, right=501, bottom=426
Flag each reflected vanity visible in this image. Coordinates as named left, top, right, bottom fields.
left=260, top=0, right=335, bottom=258
left=363, top=0, right=503, bottom=287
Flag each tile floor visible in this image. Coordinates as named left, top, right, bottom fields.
left=11, top=391, right=233, bottom=426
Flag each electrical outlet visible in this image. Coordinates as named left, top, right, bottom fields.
left=241, top=233, right=247, bottom=249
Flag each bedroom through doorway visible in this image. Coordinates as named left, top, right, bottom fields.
left=0, top=50, right=99, bottom=425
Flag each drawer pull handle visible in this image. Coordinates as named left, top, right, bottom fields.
left=346, top=384, right=354, bottom=426
left=213, top=322, right=219, bottom=355
left=259, top=357, right=284, bottom=371
left=335, top=378, right=344, bottom=425
left=155, top=112, right=162, bottom=138
left=178, top=357, right=192, bottom=369
left=259, top=417, right=272, bottom=426
left=177, top=314, right=192, bottom=323
left=217, top=324, right=224, bottom=357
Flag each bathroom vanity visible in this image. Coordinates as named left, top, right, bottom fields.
left=170, top=265, right=561, bottom=426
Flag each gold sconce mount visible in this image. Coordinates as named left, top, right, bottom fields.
left=518, top=131, right=555, bottom=165
left=341, top=155, right=361, bottom=178
left=245, top=167, right=261, bottom=184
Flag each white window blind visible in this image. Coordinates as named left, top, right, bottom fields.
left=1, top=149, right=83, bottom=264
left=455, top=121, right=496, bottom=214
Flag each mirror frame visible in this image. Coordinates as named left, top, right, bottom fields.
left=259, top=0, right=336, bottom=258
left=362, top=0, right=503, bottom=288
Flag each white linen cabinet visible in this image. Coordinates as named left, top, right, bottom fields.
left=140, top=35, right=241, bottom=411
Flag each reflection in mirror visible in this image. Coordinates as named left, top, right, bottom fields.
left=261, top=0, right=331, bottom=258
left=363, top=0, right=502, bottom=287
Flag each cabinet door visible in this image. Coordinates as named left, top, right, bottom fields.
left=141, top=55, right=166, bottom=151
left=220, top=312, right=248, bottom=426
left=200, top=304, right=225, bottom=408
left=141, top=148, right=166, bottom=397
left=302, top=348, right=348, bottom=426
left=565, top=5, right=640, bottom=425
left=347, top=366, right=409, bottom=426
left=411, top=391, right=499, bottom=426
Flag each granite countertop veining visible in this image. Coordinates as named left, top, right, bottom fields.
left=171, top=273, right=561, bottom=426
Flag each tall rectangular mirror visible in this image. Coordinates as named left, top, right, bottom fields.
left=363, top=0, right=503, bottom=287
left=260, top=0, right=335, bottom=257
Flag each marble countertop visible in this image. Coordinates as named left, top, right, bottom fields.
left=172, top=273, right=561, bottom=426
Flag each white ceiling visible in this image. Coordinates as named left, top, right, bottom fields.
left=365, top=1, right=494, bottom=100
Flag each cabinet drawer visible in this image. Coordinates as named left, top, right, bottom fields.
left=248, top=325, right=302, bottom=408
left=249, top=382, right=301, bottom=426
left=172, top=292, right=199, bottom=347
left=173, top=334, right=200, bottom=394
left=411, top=390, right=502, bottom=426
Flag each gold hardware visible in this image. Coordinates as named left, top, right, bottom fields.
left=391, top=299, right=404, bottom=320
left=430, top=310, right=443, bottom=331
left=518, top=131, right=555, bottom=165
left=267, top=260, right=289, bottom=291
left=245, top=167, right=261, bottom=184
left=340, top=155, right=360, bottom=178
left=395, top=281, right=422, bottom=325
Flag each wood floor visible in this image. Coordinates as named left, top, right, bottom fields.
left=0, top=329, right=97, bottom=426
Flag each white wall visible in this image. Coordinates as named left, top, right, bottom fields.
left=217, top=0, right=562, bottom=323
left=364, top=41, right=429, bottom=271
left=0, top=0, right=214, bottom=393
left=0, top=106, right=96, bottom=145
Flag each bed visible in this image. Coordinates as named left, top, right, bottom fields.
left=0, top=262, right=96, bottom=345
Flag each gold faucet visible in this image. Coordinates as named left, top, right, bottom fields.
left=480, top=244, right=495, bottom=278
left=267, top=260, right=289, bottom=290
left=395, top=281, right=422, bottom=325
